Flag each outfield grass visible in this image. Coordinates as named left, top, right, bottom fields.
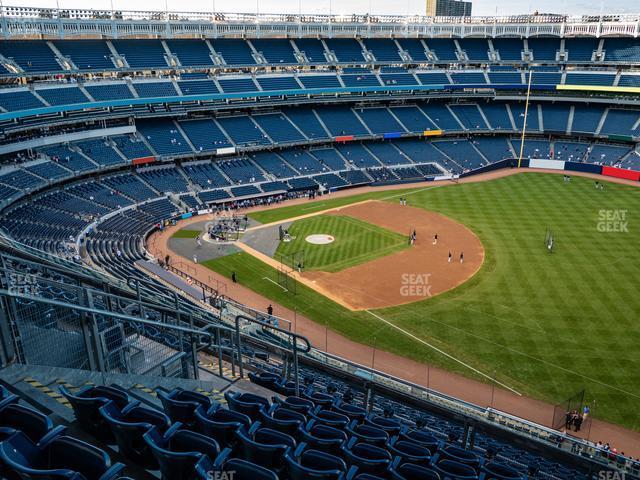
left=204, top=173, right=640, bottom=430
left=172, top=229, right=201, bottom=239
left=275, top=215, right=409, bottom=272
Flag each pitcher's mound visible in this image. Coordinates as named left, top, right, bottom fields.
left=306, top=234, right=335, bottom=245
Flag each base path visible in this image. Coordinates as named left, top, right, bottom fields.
left=146, top=168, right=640, bottom=456
left=304, top=201, right=483, bottom=309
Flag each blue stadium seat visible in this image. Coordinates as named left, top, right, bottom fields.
left=386, top=436, right=432, bottom=466
left=204, top=448, right=279, bottom=480
left=0, top=431, right=125, bottom=480
left=433, top=459, right=478, bottom=479
left=224, top=391, right=270, bottom=419
left=286, top=444, right=355, bottom=480
left=482, top=461, right=525, bottom=479
left=158, top=387, right=214, bottom=426
left=195, top=404, right=252, bottom=446
left=0, top=401, right=66, bottom=444
left=99, top=401, right=171, bottom=468
left=60, top=384, right=131, bottom=443
left=389, top=457, right=441, bottom=480
left=299, top=420, right=348, bottom=454
left=342, top=438, right=392, bottom=475
left=143, top=423, right=220, bottom=480
left=258, top=404, right=306, bottom=435
left=346, top=420, right=389, bottom=446
left=309, top=407, right=350, bottom=429
left=236, top=422, right=296, bottom=471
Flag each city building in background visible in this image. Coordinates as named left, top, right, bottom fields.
left=426, top=0, right=472, bottom=16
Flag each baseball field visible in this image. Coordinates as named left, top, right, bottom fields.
left=201, top=172, right=640, bottom=430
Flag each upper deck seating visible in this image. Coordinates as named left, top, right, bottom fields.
left=111, top=39, right=169, bottom=69
left=211, top=39, right=257, bottom=65
left=54, top=40, right=115, bottom=70
left=251, top=39, right=298, bottom=64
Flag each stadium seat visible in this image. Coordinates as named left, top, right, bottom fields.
left=285, top=443, right=356, bottom=480
left=273, top=395, right=315, bottom=415
left=60, top=384, right=131, bottom=442
left=309, top=407, right=351, bottom=429
left=386, top=436, right=432, bottom=465
left=236, top=422, right=296, bottom=471
left=0, top=401, right=67, bottom=444
left=346, top=421, right=390, bottom=446
left=143, top=423, right=220, bottom=480
left=258, top=404, right=307, bottom=435
left=201, top=447, right=279, bottom=480
left=482, top=461, right=525, bottom=479
left=194, top=404, right=252, bottom=446
left=224, top=391, right=270, bottom=419
left=299, top=419, right=348, bottom=454
left=0, top=431, right=125, bottom=480
left=342, top=437, right=393, bottom=475
left=433, top=459, right=478, bottom=479
left=389, top=457, right=441, bottom=479
left=157, top=387, right=214, bottom=426
left=99, top=401, right=171, bottom=468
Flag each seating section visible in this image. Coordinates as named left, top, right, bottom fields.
left=36, top=87, right=89, bottom=106
left=137, top=119, right=193, bottom=156
left=166, top=39, right=215, bottom=67
left=217, top=116, right=271, bottom=146
left=54, top=40, right=116, bottom=70
left=133, top=81, right=178, bottom=98
left=139, top=167, right=190, bottom=193
left=293, top=39, right=328, bottom=63
left=180, top=119, right=231, bottom=151
left=112, top=39, right=168, bottom=68
left=0, top=40, right=60, bottom=72
left=85, top=83, right=134, bottom=101
left=325, top=39, right=365, bottom=63
left=212, top=39, right=257, bottom=65
left=251, top=39, right=297, bottom=64
left=0, top=90, right=44, bottom=111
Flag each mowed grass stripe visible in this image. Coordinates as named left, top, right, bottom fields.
left=218, top=173, right=640, bottom=430
left=172, top=229, right=201, bottom=239
left=275, top=215, right=409, bottom=272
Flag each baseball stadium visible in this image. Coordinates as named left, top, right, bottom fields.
left=0, top=3, right=637, bottom=479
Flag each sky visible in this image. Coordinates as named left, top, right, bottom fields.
left=1, top=0, right=636, bottom=18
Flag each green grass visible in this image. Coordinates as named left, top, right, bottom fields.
left=172, top=229, right=201, bottom=239
left=275, top=215, right=409, bottom=272
left=206, top=173, right=640, bottom=431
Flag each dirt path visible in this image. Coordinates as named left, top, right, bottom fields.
left=307, top=200, right=484, bottom=309
left=146, top=168, right=640, bottom=456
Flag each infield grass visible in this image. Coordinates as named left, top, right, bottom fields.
left=203, top=173, right=640, bottom=430
left=275, top=215, right=409, bottom=272
left=172, top=229, right=201, bottom=239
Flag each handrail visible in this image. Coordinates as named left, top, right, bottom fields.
left=234, top=314, right=311, bottom=396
